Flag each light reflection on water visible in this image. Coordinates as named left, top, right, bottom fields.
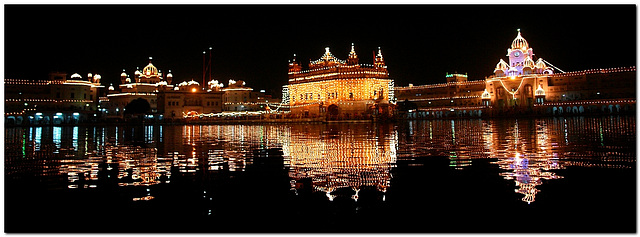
left=4, top=116, right=635, bottom=205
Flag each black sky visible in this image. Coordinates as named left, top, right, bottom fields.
left=4, top=4, right=636, bottom=96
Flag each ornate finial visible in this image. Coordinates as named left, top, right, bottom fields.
left=325, top=47, right=330, bottom=55
left=149, top=56, right=152, bottom=60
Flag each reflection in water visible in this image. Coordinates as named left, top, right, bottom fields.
left=394, top=116, right=635, bottom=203
left=282, top=124, right=397, bottom=201
left=4, top=116, right=635, bottom=206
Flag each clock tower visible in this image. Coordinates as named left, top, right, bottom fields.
left=493, top=29, right=553, bottom=77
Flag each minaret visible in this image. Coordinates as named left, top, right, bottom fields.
left=166, top=69, right=173, bottom=84
left=288, top=54, right=302, bottom=74
left=374, top=47, right=385, bottom=68
left=347, top=43, right=359, bottom=65
left=120, top=69, right=127, bottom=84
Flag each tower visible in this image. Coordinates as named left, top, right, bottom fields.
left=347, top=43, right=359, bottom=66
left=494, top=30, right=554, bottom=77
left=374, top=47, right=385, bottom=68
left=288, top=54, right=302, bottom=74
left=120, top=69, right=127, bottom=84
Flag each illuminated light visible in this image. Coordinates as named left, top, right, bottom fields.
left=535, top=85, right=545, bottom=96
left=56, top=112, right=63, bottom=116
left=73, top=112, right=80, bottom=116
left=481, top=89, right=491, bottom=99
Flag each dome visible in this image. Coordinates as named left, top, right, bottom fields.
left=494, top=59, right=509, bottom=72
left=93, top=74, right=101, bottom=80
left=71, top=73, right=82, bottom=79
left=310, top=47, right=346, bottom=67
left=167, top=70, right=173, bottom=78
left=535, top=58, right=547, bottom=69
left=511, top=30, right=529, bottom=50
left=108, top=84, right=115, bottom=91
left=523, top=56, right=535, bottom=68
left=121, top=72, right=127, bottom=77
left=142, top=63, right=158, bottom=76
left=187, top=79, right=200, bottom=85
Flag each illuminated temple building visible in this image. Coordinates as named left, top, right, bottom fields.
left=103, top=58, right=174, bottom=119
left=5, top=72, right=106, bottom=125
left=286, top=45, right=395, bottom=119
left=395, top=30, right=636, bottom=118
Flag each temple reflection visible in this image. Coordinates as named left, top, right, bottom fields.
left=4, top=116, right=634, bottom=206
left=281, top=124, right=397, bottom=200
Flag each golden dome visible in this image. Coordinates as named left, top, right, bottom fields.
left=511, top=30, right=529, bottom=50
left=142, top=63, right=158, bottom=76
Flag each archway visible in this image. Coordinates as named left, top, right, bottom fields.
left=6, top=116, right=15, bottom=126
left=327, top=104, right=339, bottom=120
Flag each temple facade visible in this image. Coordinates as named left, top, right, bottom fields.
left=286, top=45, right=395, bottom=120
left=5, top=72, right=106, bottom=125
left=103, top=58, right=174, bottom=119
left=395, top=30, right=636, bottom=118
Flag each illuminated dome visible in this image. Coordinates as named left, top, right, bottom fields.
left=187, top=79, right=200, bottom=85
left=88, top=73, right=93, bottom=78
left=511, top=30, right=529, bottom=50
left=142, top=63, right=158, bottom=77
left=167, top=70, right=173, bottom=78
left=523, top=56, right=535, bottom=68
left=108, top=84, right=115, bottom=91
left=126, top=77, right=131, bottom=83
left=71, top=73, right=82, bottom=79
left=121, top=72, right=127, bottom=77
left=494, top=59, right=509, bottom=72
left=93, top=74, right=101, bottom=80
left=310, top=47, right=346, bottom=68
left=535, top=58, right=547, bottom=68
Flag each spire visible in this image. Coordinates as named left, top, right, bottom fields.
left=289, top=53, right=302, bottom=73
left=374, top=46, right=385, bottom=68
left=347, top=43, right=359, bottom=65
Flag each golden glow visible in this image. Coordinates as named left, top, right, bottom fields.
left=192, top=88, right=197, bottom=93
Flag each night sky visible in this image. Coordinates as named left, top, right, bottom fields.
left=4, top=4, right=636, bottom=96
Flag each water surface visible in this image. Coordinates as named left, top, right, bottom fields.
left=5, top=116, right=636, bottom=233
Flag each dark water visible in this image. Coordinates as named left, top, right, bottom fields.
left=4, top=116, right=636, bottom=233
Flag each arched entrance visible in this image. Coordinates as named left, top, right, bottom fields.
left=327, top=104, right=339, bottom=120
